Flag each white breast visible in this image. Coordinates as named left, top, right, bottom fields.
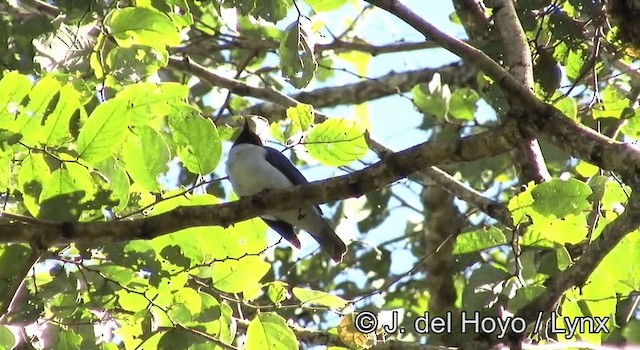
left=226, top=144, right=294, bottom=197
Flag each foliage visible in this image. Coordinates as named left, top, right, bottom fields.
left=0, top=0, right=638, bottom=349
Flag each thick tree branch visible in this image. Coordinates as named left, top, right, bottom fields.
left=364, top=0, right=640, bottom=188
left=169, top=57, right=478, bottom=122
left=0, top=125, right=518, bottom=247
left=490, top=0, right=551, bottom=184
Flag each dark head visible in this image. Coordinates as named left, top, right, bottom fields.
left=232, top=118, right=263, bottom=147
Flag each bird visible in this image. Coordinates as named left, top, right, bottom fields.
left=225, top=118, right=347, bottom=262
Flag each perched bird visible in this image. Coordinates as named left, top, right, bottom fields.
left=226, top=119, right=347, bottom=262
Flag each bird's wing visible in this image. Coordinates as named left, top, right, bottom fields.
left=264, top=147, right=322, bottom=214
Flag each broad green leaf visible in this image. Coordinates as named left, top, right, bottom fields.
left=593, top=230, right=640, bottom=293
left=39, top=168, right=88, bottom=221
left=575, top=160, right=598, bottom=177
left=168, top=288, right=202, bottom=323
left=18, top=153, right=52, bottom=217
left=305, top=118, right=368, bottom=166
left=42, top=84, right=83, bottom=146
left=412, top=73, right=450, bottom=120
left=96, top=265, right=135, bottom=286
left=306, top=0, right=347, bottom=11
left=246, top=313, right=298, bottom=350
left=117, top=290, right=149, bottom=312
left=292, top=287, right=348, bottom=308
left=192, top=292, right=221, bottom=324
left=106, top=45, right=168, bottom=84
left=95, top=157, right=131, bottom=211
left=554, top=96, right=578, bottom=120
left=530, top=213, right=587, bottom=245
left=119, top=82, right=188, bottom=126
left=623, top=321, right=640, bottom=343
left=592, top=85, right=629, bottom=119
left=122, top=127, right=170, bottom=191
left=508, top=286, right=545, bottom=312
left=286, top=104, right=314, bottom=137
left=211, top=256, right=270, bottom=294
left=449, top=88, right=479, bottom=121
left=531, top=178, right=592, bottom=217
left=104, top=7, right=181, bottom=51
left=52, top=327, right=83, bottom=350
left=0, top=149, right=12, bottom=189
left=0, top=325, right=15, bottom=349
left=279, top=20, right=316, bottom=88
left=17, top=76, right=61, bottom=144
left=267, top=281, right=289, bottom=305
left=77, top=99, right=130, bottom=164
left=0, top=71, right=31, bottom=119
left=168, top=106, right=221, bottom=174
left=621, top=109, right=640, bottom=138
left=453, top=227, right=508, bottom=254
left=224, top=0, right=291, bottom=23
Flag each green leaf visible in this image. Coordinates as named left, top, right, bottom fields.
left=168, top=106, right=221, bottom=175
left=122, top=127, right=170, bottom=191
left=267, top=281, right=289, bottom=305
left=0, top=72, right=31, bottom=120
left=168, top=288, right=202, bottom=323
left=305, top=118, right=368, bottom=166
left=448, top=88, right=479, bottom=121
left=453, top=227, right=508, bottom=254
left=42, top=83, right=83, bottom=146
left=286, top=104, right=314, bottom=138
left=412, top=73, right=450, bottom=120
left=306, top=0, right=348, bottom=12
left=531, top=178, right=592, bottom=217
left=223, top=0, right=291, bottom=23
left=17, top=76, right=62, bottom=144
left=592, top=85, right=629, bottom=119
left=18, top=153, right=52, bottom=217
left=554, top=96, right=578, bottom=120
left=117, top=290, right=149, bottom=312
left=106, top=45, right=169, bottom=83
left=95, top=157, right=131, bottom=211
left=623, top=320, right=640, bottom=343
left=292, top=287, right=348, bottom=308
left=211, top=256, right=270, bottom=294
left=508, top=286, right=545, bottom=312
left=0, top=326, right=16, bottom=349
left=118, top=82, right=188, bottom=126
left=104, top=7, right=181, bottom=51
left=0, top=149, right=12, bottom=189
left=97, top=265, right=135, bottom=286
left=594, top=230, right=640, bottom=293
left=53, top=327, right=83, bottom=350
left=279, top=20, right=316, bottom=88
left=77, top=99, right=130, bottom=164
left=246, top=313, right=298, bottom=350
left=39, top=168, right=89, bottom=221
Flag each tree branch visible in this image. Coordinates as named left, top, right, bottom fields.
left=0, top=125, right=518, bottom=247
left=490, top=0, right=551, bottom=183
left=363, top=0, right=640, bottom=188
left=169, top=57, right=478, bottom=122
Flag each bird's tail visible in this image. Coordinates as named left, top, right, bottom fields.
left=276, top=208, right=348, bottom=262
left=309, top=222, right=347, bottom=263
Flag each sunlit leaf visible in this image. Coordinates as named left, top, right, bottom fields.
left=305, top=118, right=368, bottom=166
